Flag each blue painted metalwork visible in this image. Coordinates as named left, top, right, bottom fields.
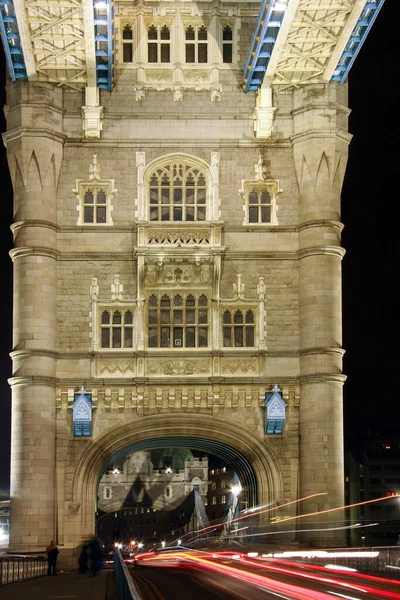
left=73, top=389, right=93, bottom=437
left=0, top=0, right=27, bottom=82
left=265, top=386, right=287, bottom=434
left=331, top=0, right=386, bottom=84
left=242, top=0, right=287, bottom=93
left=94, top=0, right=115, bottom=91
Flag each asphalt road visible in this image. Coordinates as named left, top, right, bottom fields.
left=129, top=552, right=400, bottom=600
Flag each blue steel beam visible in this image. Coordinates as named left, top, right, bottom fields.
left=331, top=0, right=385, bottom=84
left=93, top=0, right=115, bottom=91
left=242, top=0, right=287, bottom=93
left=0, top=0, right=27, bottom=82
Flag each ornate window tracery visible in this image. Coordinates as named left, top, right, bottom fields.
left=148, top=161, right=207, bottom=222
left=185, top=25, right=208, bottom=63
left=100, top=309, right=134, bottom=348
left=82, top=188, right=108, bottom=223
left=147, top=293, right=209, bottom=348
left=222, top=25, right=233, bottom=63
left=74, top=155, right=116, bottom=226
left=222, top=309, right=255, bottom=347
left=122, top=24, right=133, bottom=62
left=248, top=188, right=272, bottom=223
left=148, top=24, right=170, bottom=63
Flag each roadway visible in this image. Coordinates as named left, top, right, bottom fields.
left=129, top=549, right=400, bottom=600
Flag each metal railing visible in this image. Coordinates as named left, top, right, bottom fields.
left=113, top=549, right=142, bottom=600
left=0, top=555, right=47, bottom=585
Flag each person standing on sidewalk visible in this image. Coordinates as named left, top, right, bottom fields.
left=45, top=540, right=59, bottom=576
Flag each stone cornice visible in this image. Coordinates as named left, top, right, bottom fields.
left=299, top=373, right=347, bottom=385
left=8, top=376, right=57, bottom=388
left=299, top=347, right=345, bottom=357
left=6, top=101, right=64, bottom=115
left=297, top=245, right=346, bottom=259
left=291, top=102, right=351, bottom=118
left=3, top=127, right=66, bottom=146
left=298, top=220, right=344, bottom=233
left=64, top=138, right=292, bottom=149
left=10, top=349, right=58, bottom=360
left=9, top=247, right=60, bottom=261
left=290, top=129, right=352, bottom=145
left=11, top=220, right=58, bottom=234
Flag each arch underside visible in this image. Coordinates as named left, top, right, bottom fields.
left=72, top=414, right=283, bottom=528
left=100, top=436, right=258, bottom=506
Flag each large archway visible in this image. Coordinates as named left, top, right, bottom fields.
left=71, top=413, right=283, bottom=532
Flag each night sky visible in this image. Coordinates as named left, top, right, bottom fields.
left=0, top=2, right=399, bottom=497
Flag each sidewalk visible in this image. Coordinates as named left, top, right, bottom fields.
left=0, top=569, right=117, bottom=599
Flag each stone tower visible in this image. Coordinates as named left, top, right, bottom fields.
left=2, top=0, right=376, bottom=563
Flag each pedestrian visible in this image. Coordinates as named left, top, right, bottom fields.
left=88, top=537, right=103, bottom=576
left=78, top=544, right=89, bottom=573
left=45, top=540, right=59, bottom=576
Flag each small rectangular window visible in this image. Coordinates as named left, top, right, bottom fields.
left=123, top=44, right=133, bottom=63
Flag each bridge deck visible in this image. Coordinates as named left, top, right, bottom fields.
left=0, top=569, right=116, bottom=600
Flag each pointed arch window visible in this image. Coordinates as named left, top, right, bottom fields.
left=185, top=25, right=208, bottom=63
left=122, top=24, right=133, bottom=63
left=100, top=309, right=134, bottom=348
left=222, top=309, right=255, bottom=347
left=83, top=188, right=108, bottom=223
left=147, top=293, right=209, bottom=348
left=148, top=24, right=170, bottom=63
left=248, top=189, right=272, bottom=223
left=222, top=25, right=233, bottom=63
left=148, top=161, right=207, bottom=222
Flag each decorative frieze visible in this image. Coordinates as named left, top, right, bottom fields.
left=147, top=228, right=212, bottom=247
left=147, top=358, right=210, bottom=376
left=56, top=384, right=300, bottom=413
left=97, top=359, right=137, bottom=377
left=221, top=358, right=258, bottom=375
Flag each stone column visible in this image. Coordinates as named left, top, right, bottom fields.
left=4, top=81, right=64, bottom=552
left=292, top=83, right=351, bottom=546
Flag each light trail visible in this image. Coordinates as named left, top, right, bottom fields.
left=174, top=492, right=328, bottom=543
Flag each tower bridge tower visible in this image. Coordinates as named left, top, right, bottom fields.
left=1, top=0, right=385, bottom=562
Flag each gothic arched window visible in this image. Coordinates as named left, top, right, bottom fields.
left=222, top=309, right=255, bottom=347
left=222, top=25, right=233, bottom=63
left=147, top=293, right=209, bottom=348
left=185, top=25, right=208, bottom=63
left=148, top=161, right=207, bottom=222
left=122, top=24, right=133, bottom=63
left=148, top=24, right=170, bottom=63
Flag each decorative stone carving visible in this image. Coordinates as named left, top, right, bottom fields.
left=233, top=273, right=245, bottom=299
left=146, top=70, right=173, bottom=82
left=82, top=105, right=103, bottom=139
left=98, top=359, right=136, bottom=376
left=211, top=88, right=221, bottom=102
left=89, top=155, right=101, bottom=181
left=90, top=277, right=99, bottom=301
left=174, top=88, right=183, bottom=102
left=69, top=502, right=81, bottom=515
left=184, top=71, right=209, bottom=84
left=147, top=228, right=211, bottom=246
left=222, top=359, right=258, bottom=375
left=136, top=88, right=145, bottom=102
left=255, top=155, right=269, bottom=181
left=144, top=256, right=213, bottom=286
left=111, top=274, right=123, bottom=301
left=147, top=359, right=210, bottom=376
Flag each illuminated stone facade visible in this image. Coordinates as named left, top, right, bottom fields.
left=4, top=0, right=349, bottom=564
